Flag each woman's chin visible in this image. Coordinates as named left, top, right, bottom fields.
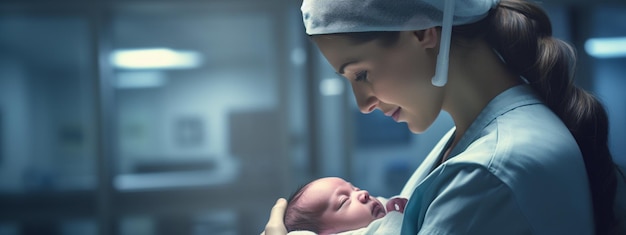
left=407, top=122, right=428, bottom=134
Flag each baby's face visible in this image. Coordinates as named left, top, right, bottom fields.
left=299, top=177, right=386, bottom=234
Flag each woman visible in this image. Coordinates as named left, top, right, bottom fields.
left=264, top=0, right=626, bottom=234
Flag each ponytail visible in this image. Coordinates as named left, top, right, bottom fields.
left=455, top=0, right=619, bottom=234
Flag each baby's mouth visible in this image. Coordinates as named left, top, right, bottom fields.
left=371, top=201, right=386, bottom=219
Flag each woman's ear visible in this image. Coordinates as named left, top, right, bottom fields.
left=413, top=27, right=439, bottom=49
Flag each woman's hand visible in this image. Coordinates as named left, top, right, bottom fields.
left=261, top=198, right=288, bottom=235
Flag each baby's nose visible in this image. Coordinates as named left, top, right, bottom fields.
left=357, top=190, right=370, bottom=203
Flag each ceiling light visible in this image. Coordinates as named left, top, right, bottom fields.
left=111, top=48, right=203, bottom=69
left=585, top=37, right=626, bottom=59
left=319, top=77, right=344, bottom=96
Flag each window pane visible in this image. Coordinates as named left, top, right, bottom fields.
left=107, top=4, right=293, bottom=234
left=589, top=6, right=626, bottom=167
left=0, top=16, right=97, bottom=193
left=109, top=5, right=280, bottom=190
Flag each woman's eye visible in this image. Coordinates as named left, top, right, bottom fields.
left=354, top=71, right=368, bottom=82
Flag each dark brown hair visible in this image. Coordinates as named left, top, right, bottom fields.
left=460, top=1, right=619, bottom=234
left=334, top=0, right=621, bottom=234
left=283, top=183, right=325, bottom=233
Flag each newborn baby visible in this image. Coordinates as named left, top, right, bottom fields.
left=283, top=177, right=408, bottom=235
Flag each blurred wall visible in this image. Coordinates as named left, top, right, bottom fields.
left=0, top=0, right=625, bottom=235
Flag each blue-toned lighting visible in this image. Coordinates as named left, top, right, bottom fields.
left=585, top=37, right=626, bottom=59
left=116, top=71, right=166, bottom=89
left=111, top=48, right=203, bottom=69
left=320, top=77, right=344, bottom=96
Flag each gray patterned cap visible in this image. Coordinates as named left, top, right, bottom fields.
left=301, top=0, right=499, bottom=86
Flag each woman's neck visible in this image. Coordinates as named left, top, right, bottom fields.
left=441, top=39, right=522, bottom=160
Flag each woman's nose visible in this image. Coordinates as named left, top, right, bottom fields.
left=351, top=83, right=379, bottom=114
left=352, top=86, right=378, bottom=114
left=359, top=97, right=378, bottom=114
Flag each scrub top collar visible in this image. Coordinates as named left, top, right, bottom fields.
left=446, top=84, right=542, bottom=159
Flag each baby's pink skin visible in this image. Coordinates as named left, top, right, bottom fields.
left=385, top=197, right=408, bottom=213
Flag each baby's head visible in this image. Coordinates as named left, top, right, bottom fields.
left=284, top=177, right=386, bottom=234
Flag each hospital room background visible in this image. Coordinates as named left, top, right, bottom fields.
left=0, top=0, right=624, bottom=234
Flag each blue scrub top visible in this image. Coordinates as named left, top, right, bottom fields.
left=400, top=85, right=596, bottom=234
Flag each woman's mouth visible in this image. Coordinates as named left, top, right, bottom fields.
left=384, top=107, right=402, bottom=122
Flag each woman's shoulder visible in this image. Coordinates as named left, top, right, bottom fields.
left=468, top=101, right=580, bottom=159
left=448, top=84, right=580, bottom=169
left=450, top=103, right=586, bottom=186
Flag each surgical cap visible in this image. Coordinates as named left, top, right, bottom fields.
left=301, top=0, right=500, bottom=86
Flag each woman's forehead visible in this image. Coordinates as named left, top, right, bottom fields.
left=312, top=34, right=379, bottom=53
left=312, top=35, right=383, bottom=72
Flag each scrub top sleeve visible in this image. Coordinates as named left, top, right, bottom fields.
left=417, top=166, right=533, bottom=235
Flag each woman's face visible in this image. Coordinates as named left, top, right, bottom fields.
left=312, top=32, right=444, bottom=133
